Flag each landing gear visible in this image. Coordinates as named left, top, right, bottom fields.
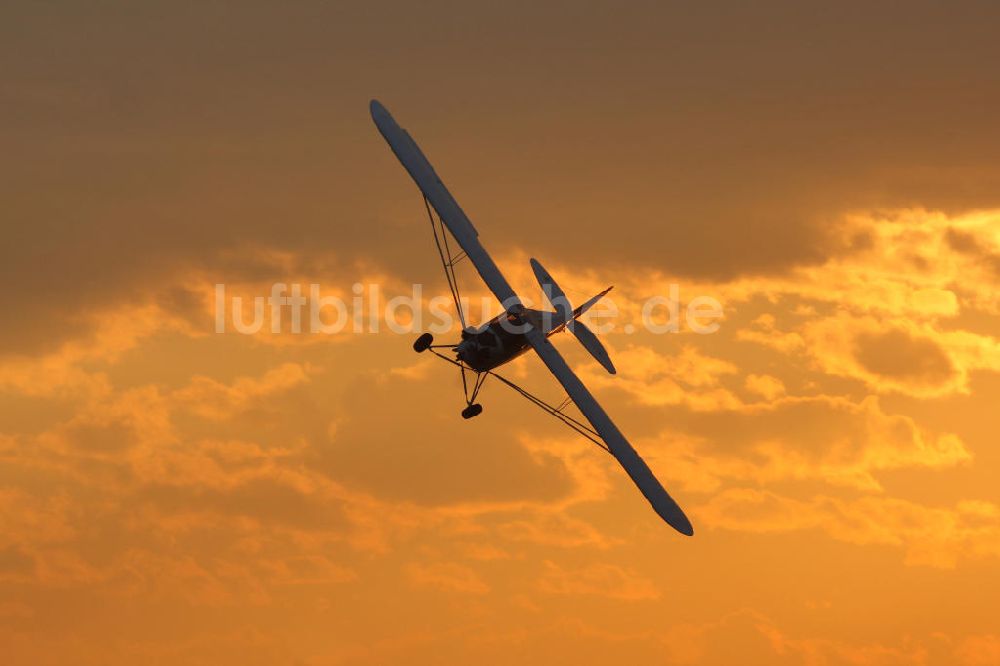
left=413, top=332, right=434, bottom=353
left=461, top=403, right=483, bottom=419
left=420, top=338, right=486, bottom=419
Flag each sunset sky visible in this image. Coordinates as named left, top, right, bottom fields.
left=3, top=2, right=1000, bottom=664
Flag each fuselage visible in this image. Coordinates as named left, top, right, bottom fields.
left=455, top=311, right=535, bottom=372
left=454, top=307, right=581, bottom=371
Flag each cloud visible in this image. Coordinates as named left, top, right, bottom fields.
left=955, top=634, right=1000, bottom=666
left=496, top=512, right=617, bottom=550
left=4, top=6, right=1000, bottom=662
left=641, top=395, right=970, bottom=494
left=854, top=328, right=954, bottom=386
left=257, top=554, right=357, bottom=586
left=697, top=489, right=1000, bottom=568
left=311, top=370, right=578, bottom=506
left=537, top=560, right=660, bottom=601
left=792, top=314, right=1000, bottom=398
left=662, top=609, right=1000, bottom=666
left=744, top=374, right=786, bottom=401
left=718, top=210, right=1000, bottom=398
left=173, top=362, right=314, bottom=420
left=946, top=227, right=1000, bottom=279
left=406, top=561, right=490, bottom=595
left=579, top=345, right=741, bottom=411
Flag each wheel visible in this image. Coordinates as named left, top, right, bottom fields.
left=461, top=403, right=484, bottom=419
left=413, top=332, right=434, bottom=353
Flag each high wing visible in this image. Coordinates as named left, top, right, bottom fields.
left=370, top=100, right=521, bottom=310
left=522, top=326, right=694, bottom=536
left=371, top=99, right=693, bottom=536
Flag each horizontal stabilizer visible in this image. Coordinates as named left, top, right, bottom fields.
left=572, top=320, right=616, bottom=374
left=530, top=257, right=616, bottom=375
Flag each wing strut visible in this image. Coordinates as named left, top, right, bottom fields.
left=427, top=349, right=609, bottom=454
left=424, top=196, right=467, bottom=329
left=488, top=371, right=610, bottom=454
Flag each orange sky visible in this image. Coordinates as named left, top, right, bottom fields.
left=2, top=3, right=1000, bottom=664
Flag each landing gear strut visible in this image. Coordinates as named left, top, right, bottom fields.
left=461, top=404, right=483, bottom=419
left=413, top=332, right=434, bottom=353
left=459, top=366, right=488, bottom=419
left=419, top=335, right=486, bottom=419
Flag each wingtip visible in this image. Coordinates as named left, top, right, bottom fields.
left=669, top=513, right=695, bottom=536
left=369, top=99, right=389, bottom=122
left=659, top=503, right=694, bottom=536
left=675, top=513, right=695, bottom=536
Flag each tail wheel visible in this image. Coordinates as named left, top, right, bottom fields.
left=461, top=404, right=483, bottom=419
left=413, top=332, right=434, bottom=353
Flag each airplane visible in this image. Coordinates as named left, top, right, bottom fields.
left=370, top=100, right=693, bottom=536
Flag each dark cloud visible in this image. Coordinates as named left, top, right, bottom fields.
left=946, top=228, right=1000, bottom=277
left=0, top=545, right=34, bottom=579
left=313, top=372, right=574, bottom=505
left=855, top=329, right=954, bottom=386
left=137, top=479, right=350, bottom=531
left=66, top=422, right=136, bottom=454
left=3, top=0, right=1000, bottom=354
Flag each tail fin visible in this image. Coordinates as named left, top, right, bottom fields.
left=572, top=286, right=614, bottom=320
left=530, top=258, right=616, bottom=375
